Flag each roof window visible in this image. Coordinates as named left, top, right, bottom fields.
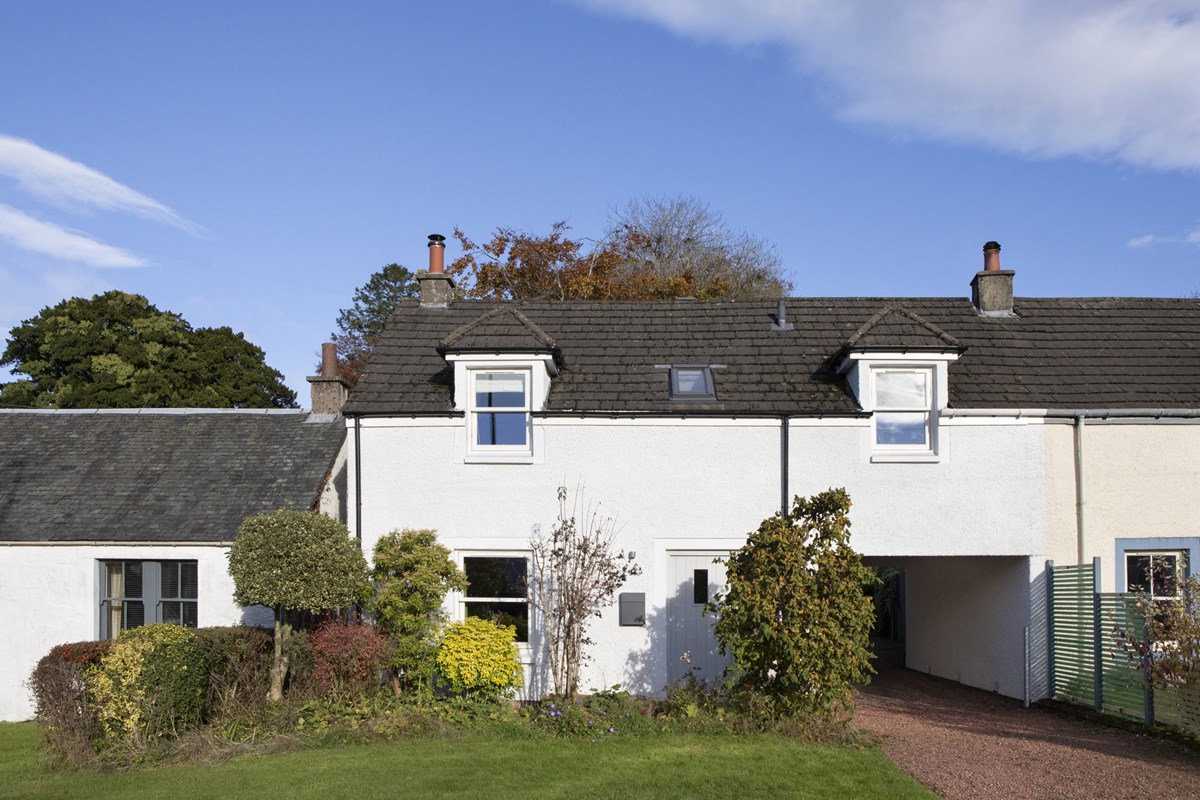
left=669, top=366, right=716, bottom=401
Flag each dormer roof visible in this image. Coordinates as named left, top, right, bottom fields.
left=438, top=305, right=558, bottom=354
left=841, top=306, right=966, bottom=353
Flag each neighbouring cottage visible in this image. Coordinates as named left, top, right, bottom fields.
left=0, top=394, right=346, bottom=721
left=342, top=237, right=1200, bottom=700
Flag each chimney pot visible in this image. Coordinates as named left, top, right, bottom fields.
left=983, top=241, right=1002, bottom=272
left=320, top=342, right=338, bottom=378
left=428, top=233, right=446, bottom=274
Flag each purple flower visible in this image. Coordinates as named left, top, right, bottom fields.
left=609, top=727, right=615, bottom=733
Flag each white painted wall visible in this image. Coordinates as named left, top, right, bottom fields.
left=0, top=544, right=269, bottom=721
left=887, top=555, right=1039, bottom=700
left=352, top=413, right=1052, bottom=698
left=790, top=418, right=1048, bottom=556
left=1044, top=422, right=1200, bottom=591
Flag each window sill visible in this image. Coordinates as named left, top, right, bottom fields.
left=465, top=450, right=536, bottom=465
left=870, top=452, right=941, bottom=464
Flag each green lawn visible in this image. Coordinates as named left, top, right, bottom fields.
left=0, top=722, right=933, bottom=800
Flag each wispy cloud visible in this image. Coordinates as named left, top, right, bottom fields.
left=0, top=135, right=203, bottom=234
left=0, top=203, right=145, bottom=267
left=578, top=1, right=1200, bottom=171
left=1127, top=226, right=1200, bottom=248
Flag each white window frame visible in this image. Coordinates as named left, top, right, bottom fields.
left=452, top=551, right=533, bottom=657
left=872, top=366, right=934, bottom=454
left=1124, top=550, right=1186, bottom=600
left=447, top=354, right=556, bottom=464
left=839, top=352, right=958, bottom=463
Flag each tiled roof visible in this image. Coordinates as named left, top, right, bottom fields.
left=0, top=410, right=345, bottom=543
left=344, top=296, right=1200, bottom=415
left=439, top=306, right=558, bottom=353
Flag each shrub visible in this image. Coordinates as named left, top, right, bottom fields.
left=713, top=489, right=877, bottom=718
left=29, top=640, right=111, bottom=767
left=89, top=624, right=207, bottom=744
left=435, top=618, right=523, bottom=699
left=369, top=529, right=466, bottom=696
left=310, top=621, right=394, bottom=697
left=195, top=626, right=273, bottom=720
left=530, top=688, right=651, bottom=739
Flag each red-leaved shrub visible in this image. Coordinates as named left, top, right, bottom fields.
left=310, top=621, right=393, bottom=697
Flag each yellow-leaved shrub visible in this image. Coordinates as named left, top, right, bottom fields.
left=435, top=617, right=523, bottom=699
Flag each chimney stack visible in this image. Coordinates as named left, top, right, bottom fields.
left=417, top=233, right=455, bottom=307
left=970, top=240, right=1015, bottom=316
left=307, top=342, right=349, bottom=415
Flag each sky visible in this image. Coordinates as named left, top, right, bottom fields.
left=2, top=0, right=1199, bottom=404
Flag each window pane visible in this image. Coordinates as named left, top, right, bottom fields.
left=1152, top=555, right=1179, bottom=597
left=124, top=601, right=145, bottom=631
left=1127, top=555, right=1151, bottom=593
left=182, top=601, right=198, bottom=628
left=693, top=569, right=709, bottom=605
left=162, top=601, right=181, bottom=626
left=876, top=412, right=929, bottom=446
left=465, top=557, right=527, bottom=598
left=477, top=412, right=527, bottom=446
left=876, top=371, right=928, bottom=409
left=124, top=561, right=143, bottom=598
left=465, top=601, right=528, bottom=642
left=476, top=373, right=526, bottom=408
left=162, top=562, right=180, bottom=599
left=106, top=562, right=124, bottom=598
left=675, top=368, right=709, bottom=395
left=181, top=562, right=198, bottom=599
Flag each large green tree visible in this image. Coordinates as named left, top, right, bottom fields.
left=712, top=489, right=877, bottom=718
left=330, top=263, right=418, bottom=387
left=228, top=508, right=369, bottom=701
left=0, top=291, right=296, bottom=409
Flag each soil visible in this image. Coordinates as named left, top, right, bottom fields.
left=853, top=643, right=1200, bottom=799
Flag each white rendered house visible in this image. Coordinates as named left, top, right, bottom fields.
left=342, top=238, right=1200, bottom=701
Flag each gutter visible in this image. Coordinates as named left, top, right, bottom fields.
left=942, top=408, right=1200, bottom=420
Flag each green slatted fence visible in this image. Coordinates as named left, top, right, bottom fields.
left=1047, top=560, right=1200, bottom=737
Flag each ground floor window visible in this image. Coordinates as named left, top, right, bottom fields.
left=101, top=560, right=198, bottom=639
left=1125, top=551, right=1185, bottom=600
left=461, top=555, right=528, bottom=643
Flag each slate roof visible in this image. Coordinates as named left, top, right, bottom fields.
left=344, top=296, right=1200, bottom=416
left=0, top=410, right=345, bottom=543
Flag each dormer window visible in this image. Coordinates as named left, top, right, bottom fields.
left=873, top=367, right=933, bottom=448
left=670, top=366, right=716, bottom=401
left=469, top=369, right=532, bottom=454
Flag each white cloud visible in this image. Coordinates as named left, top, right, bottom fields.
left=0, top=135, right=203, bottom=234
left=0, top=204, right=145, bottom=268
left=578, top=0, right=1200, bottom=170
left=1127, top=225, right=1200, bottom=248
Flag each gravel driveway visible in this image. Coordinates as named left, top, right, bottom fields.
left=853, top=646, right=1200, bottom=799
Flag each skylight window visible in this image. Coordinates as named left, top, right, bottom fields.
left=670, top=366, right=716, bottom=400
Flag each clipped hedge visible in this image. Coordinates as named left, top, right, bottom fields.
left=29, top=640, right=112, bottom=767
left=436, top=618, right=523, bottom=699
left=88, top=624, right=207, bottom=744
left=195, top=626, right=273, bottom=719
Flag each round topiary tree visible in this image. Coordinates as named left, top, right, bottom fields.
left=712, top=488, right=877, bottom=718
left=369, top=529, right=467, bottom=696
left=228, top=509, right=369, bottom=701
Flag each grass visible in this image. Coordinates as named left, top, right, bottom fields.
left=0, top=722, right=933, bottom=800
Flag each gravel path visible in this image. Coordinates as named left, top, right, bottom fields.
left=853, top=648, right=1200, bottom=799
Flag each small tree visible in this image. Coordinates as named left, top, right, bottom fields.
left=529, top=486, right=641, bottom=697
left=228, top=509, right=368, bottom=701
left=1116, top=574, right=1200, bottom=688
left=712, top=489, right=877, bottom=718
left=369, top=529, right=467, bottom=696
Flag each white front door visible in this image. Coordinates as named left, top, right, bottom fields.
left=666, top=553, right=732, bottom=687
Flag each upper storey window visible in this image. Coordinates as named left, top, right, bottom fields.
left=469, top=369, right=531, bottom=453
left=873, top=367, right=933, bottom=449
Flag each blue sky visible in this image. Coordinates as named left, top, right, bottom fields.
left=2, top=1, right=1199, bottom=402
